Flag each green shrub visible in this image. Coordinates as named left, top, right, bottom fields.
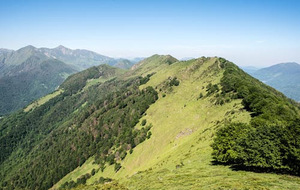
left=212, top=59, right=300, bottom=175
left=169, top=77, right=180, bottom=86
left=114, top=163, right=122, bottom=172
left=198, top=93, right=203, bottom=99
left=141, top=119, right=147, bottom=126
left=206, top=83, right=219, bottom=96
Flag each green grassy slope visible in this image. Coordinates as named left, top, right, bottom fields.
left=53, top=57, right=300, bottom=190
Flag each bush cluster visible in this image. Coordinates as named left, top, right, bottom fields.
left=212, top=59, right=300, bottom=175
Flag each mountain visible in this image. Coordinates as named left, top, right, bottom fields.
left=0, top=48, right=13, bottom=58
left=39, top=45, right=112, bottom=70
left=0, top=45, right=137, bottom=115
left=39, top=45, right=135, bottom=70
left=111, top=58, right=136, bottom=70
left=0, top=46, right=77, bottom=115
left=1, top=45, right=136, bottom=72
left=0, top=49, right=13, bottom=72
left=250, top=62, right=300, bottom=102
left=0, top=56, right=300, bottom=190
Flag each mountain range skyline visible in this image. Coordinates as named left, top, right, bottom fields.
left=1, top=44, right=299, bottom=68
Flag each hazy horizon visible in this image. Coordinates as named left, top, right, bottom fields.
left=1, top=0, right=299, bottom=67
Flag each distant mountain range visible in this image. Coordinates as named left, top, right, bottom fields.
left=0, top=45, right=140, bottom=115
left=38, top=45, right=137, bottom=70
left=242, top=62, right=300, bottom=102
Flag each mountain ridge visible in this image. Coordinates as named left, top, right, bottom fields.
left=1, top=55, right=299, bottom=190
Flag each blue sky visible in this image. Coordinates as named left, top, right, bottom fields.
left=0, top=0, right=299, bottom=66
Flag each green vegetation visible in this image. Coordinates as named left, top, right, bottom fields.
left=0, top=57, right=76, bottom=115
left=1, top=55, right=300, bottom=190
left=206, top=83, right=219, bottom=96
left=67, top=181, right=128, bottom=190
left=60, top=64, right=124, bottom=94
left=24, top=89, right=63, bottom=112
left=74, top=56, right=299, bottom=189
left=0, top=65, right=157, bottom=190
left=141, top=119, right=147, bottom=126
left=130, top=54, right=178, bottom=77
left=169, top=77, right=180, bottom=86
left=0, top=45, right=135, bottom=115
left=198, top=92, right=204, bottom=99
left=212, top=58, right=300, bottom=175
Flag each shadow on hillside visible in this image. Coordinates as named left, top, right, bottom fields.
left=211, top=161, right=299, bottom=177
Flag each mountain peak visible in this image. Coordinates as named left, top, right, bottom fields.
left=20, top=45, right=37, bottom=51
left=131, top=54, right=178, bottom=70
left=55, top=45, right=68, bottom=50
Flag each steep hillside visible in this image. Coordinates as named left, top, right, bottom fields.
left=0, top=56, right=300, bottom=190
left=251, top=62, right=300, bottom=102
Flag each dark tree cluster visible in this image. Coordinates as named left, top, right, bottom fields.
left=206, top=83, right=219, bottom=96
